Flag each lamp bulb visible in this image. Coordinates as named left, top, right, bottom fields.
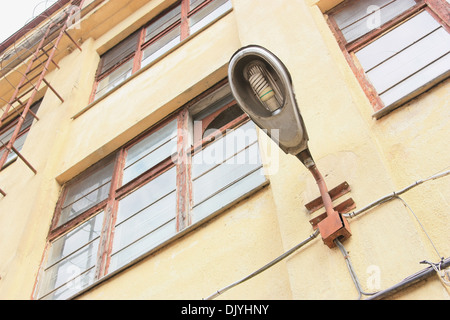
left=247, top=63, right=282, bottom=113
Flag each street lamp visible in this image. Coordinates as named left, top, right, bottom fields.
left=228, top=45, right=351, bottom=248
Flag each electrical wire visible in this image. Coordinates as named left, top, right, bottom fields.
left=420, top=260, right=450, bottom=287
left=344, top=168, right=450, bottom=219
left=396, top=195, right=443, bottom=261
left=204, top=168, right=450, bottom=300
left=203, top=229, right=320, bottom=300
left=334, top=238, right=378, bottom=299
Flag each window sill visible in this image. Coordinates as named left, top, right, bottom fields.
left=66, top=176, right=269, bottom=300
left=71, top=7, right=233, bottom=120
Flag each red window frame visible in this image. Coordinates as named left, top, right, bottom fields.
left=90, top=0, right=229, bottom=103
left=38, top=79, right=252, bottom=299
left=326, top=0, right=450, bottom=114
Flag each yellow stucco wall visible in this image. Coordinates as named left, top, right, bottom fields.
left=0, top=0, right=448, bottom=300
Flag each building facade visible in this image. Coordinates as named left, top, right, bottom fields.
left=0, top=0, right=449, bottom=300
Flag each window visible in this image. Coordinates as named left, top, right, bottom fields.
left=0, top=100, right=41, bottom=169
left=91, top=0, right=232, bottom=101
left=326, top=0, right=450, bottom=117
left=189, top=83, right=266, bottom=223
left=36, top=80, right=267, bottom=300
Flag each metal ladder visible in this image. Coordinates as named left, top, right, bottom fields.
left=0, top=0, right=84, bottom=197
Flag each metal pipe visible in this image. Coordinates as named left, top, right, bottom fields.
left=366, top=257, right=450, bottom=300
left=295, top=150, right=337, bottom=219
left=307, top=164, right=336, bottom=218
left=204, top=229, right=320, bottom=300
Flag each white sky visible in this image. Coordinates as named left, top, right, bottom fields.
left=0, top=0, right=59, bottom=43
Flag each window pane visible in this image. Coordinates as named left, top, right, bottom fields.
left=95, top=59, right=134, bottom=100
left=117, top=166, right=176, bottom=224
left=0, top=100, right=41, bottom=165
left=192, top=120, right=258, bottom=178
left=192, top=167, right=266, bottom=223
left=99, top=31, right=139, bottom=76
left=145, top=4, right=181, bottom=42
left=332, top=0, right=416, bottom=43
left=355, top=11, right=441, bottom=71
left=192, top=91, right=234, bottom=122
left=123, top=119, right=177, bottom=184
left=40, top=268, right=97, bottom=300
left=112, top=191, right=176, bottom=253
left=59, top=156, right=114, bottom=226
left=141, top=26, right=181, bottom=68
left=4, top=131, right=28, bottom=165
left=353, top=9, right=450, bottom=109
left=110, top=167, right=177, bottom=271
left=190, top=0, right=207, bottom=11
left=379, top=53, right=450, bottom=107
left=48, top=212, right=104, bottom=266
left=193, top=141, right=262, bottom=205
left=189, top=0, right=231, bottom=34
left=22, top=101, right=41, bottom=130
left=109, top=219, right=176, bottom=271
left=39, top=212, right=104, bottom=300
left=203, top=105, right=245, bottom=139
left=0, top=125, right=15, bottom=147
left=365, top=27, right=450, bottom=95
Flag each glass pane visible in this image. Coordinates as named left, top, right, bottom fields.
left=99, top=31, right=139, bottom=76
left=126, top=120, right=177, bottom=165
left=192, top=91, right=234, bottom=122
left=145, top=4, right=181, bottom=42
left=39, top=212, right=103, bottom=300
left=113, top=191, right=176, bottom=253
left=190, top=0, right=207, bottom=11
left=141, top=26, right=181, bottom=68
left=123, top=119, right=177, bottom=184
left=0, top=101, right=40, bottom=155
left=379, top=53, right=450, bottom=107
left=22, top=101, right=41, bottom=130
left=109, top=219, right=176, bottom=271
left=116, top=166, right=176, bottom=224
left=42, top=240, right=99, bottom=293
left=59, top=156, right=114, bottom=226
left=189, top=0, right=231, bottom=34
left=192, top=121, right=258, bottom=178
left=365, top=27, right=450, bottom=95
left=95, top=59, right=134, bottom=100
left=4, top=131, right=28, bottom=165
left=193, top=142, right=262, bottom=205
left=47, top=212, right=104, bottom=266
left=59, top=182, right=111, bottom=225
left=192, top=167, right=266, bottom=223
left=40, top=268, right=96, bottom=300
left=0, top=125, right=15, bottom=146
left=333, top=0, right=416, bottom=43
left=355, top=11, right=441, bottom=71
left=353, top=10, right=450, bottom=108
left=203, top=105, right=245, bottom=138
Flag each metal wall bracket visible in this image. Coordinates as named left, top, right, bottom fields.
left=305, top=181, right=351, bottom=213
left=306, top=181, right=354, bottom=248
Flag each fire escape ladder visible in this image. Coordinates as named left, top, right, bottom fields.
left=0, top=1, right=84, bottom=197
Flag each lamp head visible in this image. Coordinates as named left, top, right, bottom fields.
left=228, top=45, right=309, bottom=156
